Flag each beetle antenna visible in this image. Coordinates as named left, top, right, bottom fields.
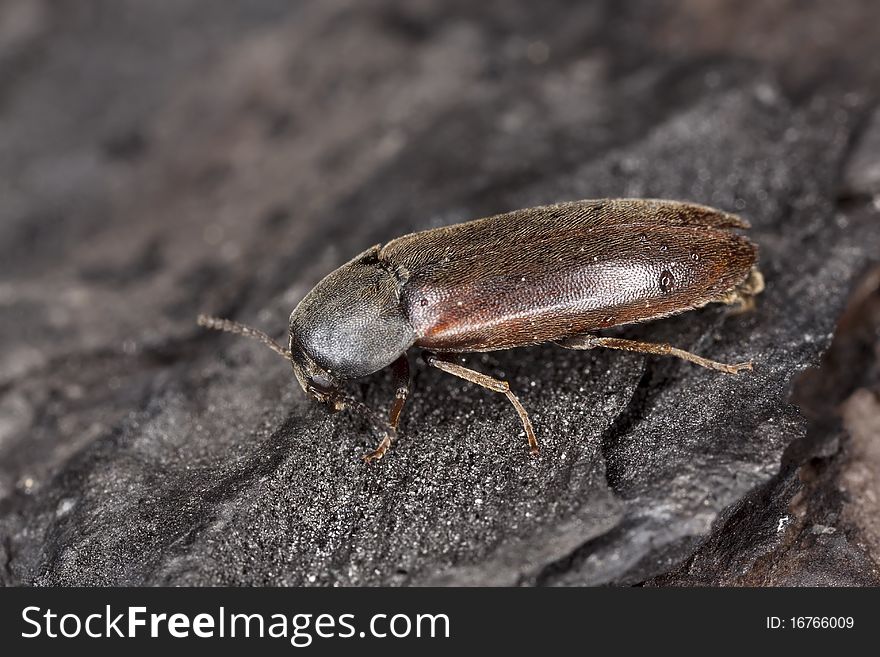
left=197, top=314, right=293, bottom=360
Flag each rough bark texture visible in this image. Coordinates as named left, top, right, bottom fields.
left=1, top=0, right=879, bottom=586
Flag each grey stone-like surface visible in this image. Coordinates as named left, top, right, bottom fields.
left=1, top=0, right=879, bottom=586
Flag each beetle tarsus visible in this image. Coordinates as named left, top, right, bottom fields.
left=724, top=361, right=753, bottom=374
left=425, top=353, right=539, bottom=455
left=363, top=433, right=393, bottom=463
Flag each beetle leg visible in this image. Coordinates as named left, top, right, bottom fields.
left=425, top=353, right=538, bottom=455
left=558, top=335, right=752, bottom=374
left=388, top=354, right=411, bottom=431
left=336, top=394, right=395, bottom=463
left=362, top=355, right=411, bottom=463
left=716, top=266, right=765, bottom=314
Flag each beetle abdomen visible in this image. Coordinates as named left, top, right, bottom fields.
left=380, top=199, right=757, bottom=352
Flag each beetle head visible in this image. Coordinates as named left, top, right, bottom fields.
left=286, top=245, right=415, bottom=385
left=288, top=342, right=344, bottom=410
left=197, top=246, right=414, bottom=414
left=195, top=314, right=344, bottom=412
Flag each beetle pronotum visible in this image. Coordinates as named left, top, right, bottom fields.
left=199, top=198, right=763, bottom=461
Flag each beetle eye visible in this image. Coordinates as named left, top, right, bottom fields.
left=308, top=372, right=335, bottom=395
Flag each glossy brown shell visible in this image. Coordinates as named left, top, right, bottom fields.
left=378, top=198, right=758, bottom=352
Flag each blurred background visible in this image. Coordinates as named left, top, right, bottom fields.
left=1, top=1, right=879, bottom=586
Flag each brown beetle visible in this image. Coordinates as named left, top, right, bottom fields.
left=199, top=198, right=763, bottom=461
